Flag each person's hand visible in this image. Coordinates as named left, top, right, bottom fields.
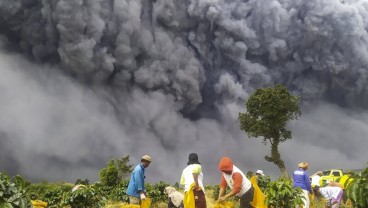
left=194, top=186, right=201, bottom=191
left=140, top=193, right=146, bottom=200
left=218, top=196, right=226, bottom=202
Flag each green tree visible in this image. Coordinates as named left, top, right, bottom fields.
left=239, top=84, right=301, bottom=177
left=75, top=178, right=89, bottom=185
left=115, top=155, right=133, bottom=180
left=99, top=155, right=133, bottom=187
left=99, top=160, right=119, bottom=187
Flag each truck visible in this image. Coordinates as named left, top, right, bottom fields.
left=310, top=169, right=355, bottom=188
left=320, top=169, right=344, bottom=187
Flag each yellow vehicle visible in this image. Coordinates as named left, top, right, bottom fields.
left=319, top=169, right=344, bottom=187
left=311, top=169, right=360, bottom=188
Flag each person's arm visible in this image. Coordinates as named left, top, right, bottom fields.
left=219, top=173, right=242, bottom=201
left=218, top=175, right=227, bottom=200
left=304, top=171, right=312, bottom=194
left=135, top=167, right=146, bottom=198
left=193, top=173, right=199, bottom=189
left=192, top=165, right=201, bottom=189
left=180, top=171, right=185, bottom=186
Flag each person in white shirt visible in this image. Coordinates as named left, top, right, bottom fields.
left=313, top=182, right=343, bottom=208
left=180, top=153, right=206, bottom=208
left=311, top=171, right=323, bottom=187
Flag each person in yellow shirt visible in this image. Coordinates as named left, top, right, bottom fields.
left=180, top=153, right=207, bottom=208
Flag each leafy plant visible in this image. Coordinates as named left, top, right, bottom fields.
left=146, top=181, right=170, bottom=204
left=63, top=185, right=105, bottom=208
left=107, top=180, right=130, bottom=202
left=0, top=173, right=31, bottom=207
left=257, top=175, right=271, bottom=192
left=346, top=166, right=368, bottom=208
left=264, top=177, right=304, bottom=207
left=26, top=181, right=72, bottom=207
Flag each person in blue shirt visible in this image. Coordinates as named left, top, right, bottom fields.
left=293, top=162, right=312, bottom=208
left=126, top=155, right=152, bottom=205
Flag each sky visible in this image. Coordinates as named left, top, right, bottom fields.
left=0, top=0, right=367, bottom=185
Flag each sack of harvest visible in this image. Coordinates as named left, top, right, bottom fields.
left=214, top=201, right=234, bottom=208
left=250, top=176, right=267, bottom=208
left=141, top=198, right=151, bottom=208
left=31, top=200, right=48, bottom=208
left=120, top=197, right=151, bottom=208
left=120, top=204, right=140, bottom=208
left=184, top=183, right=195, bottom=208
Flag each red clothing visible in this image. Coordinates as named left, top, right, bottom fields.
left=218, top=157, right=243, bottom=194
left=220, top=172, right=243, bottom=193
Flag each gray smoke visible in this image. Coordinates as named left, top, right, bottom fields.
left=0, top=0, right=367, bottom=184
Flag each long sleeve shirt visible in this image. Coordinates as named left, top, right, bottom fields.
left=293, top=168, right=312, bottom=193
left=220, top=172, right=243, bottom=193
left=126, top=163, right=146, bottom=197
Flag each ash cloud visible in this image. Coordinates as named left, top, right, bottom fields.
left=0, top=0, right=367, bottom=184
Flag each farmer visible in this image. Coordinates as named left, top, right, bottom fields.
left=311, top=170, right=323, bottom=187
left=180, top=153, right=207, bottom=208
left=293, top=162, right=313, bottom=208
left=126, top=155, right=152, bottom=205
left=217, top=157, right=254, bottom=208
left=313, top=183, right=343, bottom=208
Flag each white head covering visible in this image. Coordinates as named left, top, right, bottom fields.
left=256, top=170, right=265, bottom=176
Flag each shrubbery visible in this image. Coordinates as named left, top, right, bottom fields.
left=0, top=173, right=31, bottom=207
left=264, top=177, right=304, bottom=207
left=347, top=166, right=368, bottom=208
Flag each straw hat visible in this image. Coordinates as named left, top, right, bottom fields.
left=141, top=155, right=152, bottom=162
left=298, top=162, right=309, bottom=169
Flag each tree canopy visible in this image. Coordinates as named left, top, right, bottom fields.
left=239, top=84, right=301, bottom=176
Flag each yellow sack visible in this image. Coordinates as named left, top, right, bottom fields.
left=31, top=200, right=48, bottom=208
left=141, top=198, right=151, bottom=208
left=184, top=183, right=195, bottom=208
left=120, top=204, right=140, bottom=208
left=213, top=201, right=234, bottom=208
left=250, top=176, right=267, bottom=208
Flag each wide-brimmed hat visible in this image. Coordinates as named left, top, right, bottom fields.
left=141, top=155, right=152, bottom=162
left=187, top=153, right=200, bottom=165
left=298, top=162, right=309, bottom=169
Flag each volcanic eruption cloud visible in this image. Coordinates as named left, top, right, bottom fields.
left=0, top=0, right=367, bottom=184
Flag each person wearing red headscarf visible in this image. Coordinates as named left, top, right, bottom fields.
left=217, top=157, right=254, bottom=208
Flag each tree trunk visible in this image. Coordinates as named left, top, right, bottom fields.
left=265, top=141, right=289, bottom=177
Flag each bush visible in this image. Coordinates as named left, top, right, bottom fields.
left=26, top=181, right=72, bottom=207
left=264, top=177, right=304, bottom=207
left=347, top=166, right=368, bottom=208
left=146, top=181, right=170, bottom=204
left=64, top=185, right=105, bottom=208
left=257, top=175, right=271, bottom=192
left=0, top=173, right=31, bottom=207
